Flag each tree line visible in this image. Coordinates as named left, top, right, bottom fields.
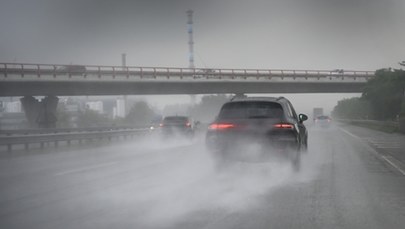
left=332, top=68, right=405, bottom=121
left=55, top=94, right=231, bottom=128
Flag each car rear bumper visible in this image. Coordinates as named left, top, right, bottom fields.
left=161, top=127, right=194, bottom=136
left=206, top=132, right=299, bottom=161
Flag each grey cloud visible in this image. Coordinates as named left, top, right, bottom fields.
left=0, top=0, right=404, bottom=69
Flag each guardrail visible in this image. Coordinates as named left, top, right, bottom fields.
left=0, top=126, right=148, bottom=136
left=0, top=63, right=375, bottom=81
left=337, top=119, right=399, bottom=133
left=0, top=127, right=150, bottom=152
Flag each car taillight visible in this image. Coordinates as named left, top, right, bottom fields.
left=273, top=123, right=294, bottom=129
left=186, top=122, right=191, bottom=127
left=208, top=123, right=235, bottom=130
left=328, top=119, right=331, bottom=122
left=159, top=123, right=164, bottom=127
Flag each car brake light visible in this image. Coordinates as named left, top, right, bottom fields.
left=208, top=123, right=235, bottom=130
left=159, top=123, right=164, bottom=127
left=273, top=123, right=294, bottom=129
left=186, top=122, right=191, bottom=127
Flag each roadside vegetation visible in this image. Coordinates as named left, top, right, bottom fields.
left=333, top=68, right=405, bottom=133
left=55, top=95, right=231, bottom=128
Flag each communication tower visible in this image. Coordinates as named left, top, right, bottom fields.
left=187, top=10, right=195, bottom=69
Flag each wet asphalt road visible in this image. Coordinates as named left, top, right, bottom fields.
left=1, top=124, right=405, bottom=229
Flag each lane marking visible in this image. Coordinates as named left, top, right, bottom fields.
left=339, top=128, right=361, bottom=139
left=54, top=161, right=119, bottom=176
left=370, top=141, right=400, bottom=144
left=370, top=142, right=400, bottom=146
left=369, top=141, right=400, bottom=144
left=376, top=146, right=401, bottom=149
left=339, top=127, right=405, bottom=176
left=381, top=156, right=405, bottom=176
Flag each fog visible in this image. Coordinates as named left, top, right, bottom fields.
left=1, top=1, right=405, bottom=228
left=0, top=0, right=404, bottom=70
left=69, top=129, right=326, bottom=228
left=144, top=93, right=361, bottom=117
left=1, top=0, right=401, bottom=111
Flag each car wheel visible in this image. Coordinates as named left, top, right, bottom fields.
left=288, top=146, right=301, bottom=172
left=302, top=138, right=308, bottom=153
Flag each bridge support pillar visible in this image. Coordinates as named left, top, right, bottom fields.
left=20, top=96, right=59, bottom=128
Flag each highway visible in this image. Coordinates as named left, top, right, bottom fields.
left=1, top=124, right=405, bottom=229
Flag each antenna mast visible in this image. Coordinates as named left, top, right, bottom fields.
left=187, top=10, right=195, bottom=69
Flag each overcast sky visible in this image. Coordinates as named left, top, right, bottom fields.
left=1, top=0, right=404, bottom=70
left=1, top=0, right=404, bottom=114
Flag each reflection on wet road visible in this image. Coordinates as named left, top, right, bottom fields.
left=1, top=125, right=405, bottom=229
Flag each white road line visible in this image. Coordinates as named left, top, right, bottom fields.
left=369, top=141, right=400, bottom=146
left=381, top=156, right=405, bottom=176
left=339, top=127, right=405, bottom=176
left=369, top=141, right=399, bottom=144
left=339, top=128, right=361, bottom=139
left=370, top=142, right=400, bottom=146
left=376, top=146, right=401, bottom=149
left=55, top=161, right=119, bottom=176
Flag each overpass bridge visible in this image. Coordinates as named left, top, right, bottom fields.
left=0, top=63, right=375, bottom=128
left=0, top=63, right=374, bottom=96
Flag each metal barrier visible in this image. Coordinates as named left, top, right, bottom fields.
left=0, top=63, right=375, bottom=81
left=0, top=127, right=149, bottom=152
left=0, top=126, right=147, bottom=136
left=337, top=119, right=399, bottom=132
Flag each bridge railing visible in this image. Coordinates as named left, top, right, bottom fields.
left=0, top=63, right=375, bottom=80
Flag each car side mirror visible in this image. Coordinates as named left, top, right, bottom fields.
left=299, top=114, right=308, bottom=123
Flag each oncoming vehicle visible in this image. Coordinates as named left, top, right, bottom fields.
left=206, top=96, right=308, bottom=170
left=160, top=116, right=195, bottom=139
left=314, top=115, right=332, bottom=128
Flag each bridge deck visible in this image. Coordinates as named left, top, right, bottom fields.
left=0, top=63, right=374, bottom=96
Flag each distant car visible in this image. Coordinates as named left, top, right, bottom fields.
left=57, top=65, right=87, bottom=76
left=193, top=69, right=216, bottom=79
left=314, top=115, right=332, bottom=128
left=206, top=96, right=308, bottom=171
left=149, top=119, right=162, bottom=132
left=160, top=116, right=195, bottom=138
left=330, top=69, right=344, bottom=74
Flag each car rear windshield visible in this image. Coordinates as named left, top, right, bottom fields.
left=163, top=116, right=189, bottom=123
left=218, top=102, right=284, bottom=119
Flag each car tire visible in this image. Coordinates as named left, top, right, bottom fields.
left=288, top=146, right=301, bottom=172
left=302, top=138, right=308, bottom=153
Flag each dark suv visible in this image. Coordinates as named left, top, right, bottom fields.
left=160, top=116, right=195, bottom=138
left=206, top=97, right=308, bottom=170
